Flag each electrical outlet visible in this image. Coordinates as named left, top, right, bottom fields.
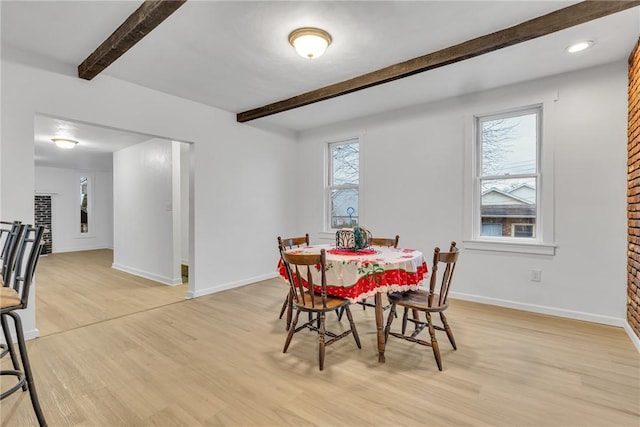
left=530, top=269, right=542, bottom=282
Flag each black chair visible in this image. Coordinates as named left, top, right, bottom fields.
left=384, top=241, right=459, bottom=371
left=0, top=221, right=23, bottom=285
left=0, top=222, right=25, bottom=384
left=1, top=225, right=47, bottom=426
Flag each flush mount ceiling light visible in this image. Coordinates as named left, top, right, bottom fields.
left=51, top=138, right=78, bottom=149
left=566, top=40, right=594, bottom=54
left=288, top=27, right=332, bottom=59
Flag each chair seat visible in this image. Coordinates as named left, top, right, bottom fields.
left=294, top=292, right=348, bottom=311
left=0, top=287, right=20, bottom=309
left=388, top=289, right=448, bottom=312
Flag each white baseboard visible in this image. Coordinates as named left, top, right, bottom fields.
left=112, top=263, right=183, bottom=286
left=0, top=327, right=39, bottom=344
left=450, top=291, right=626, bottom=327
left=53, top=245, right=111, bottom=253
left=186, top=272, right=279, bottom=299
left=624, top=321, right=640, bottom=352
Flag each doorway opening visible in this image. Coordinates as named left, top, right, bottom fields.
left=33, top=114, right=195, bottom=336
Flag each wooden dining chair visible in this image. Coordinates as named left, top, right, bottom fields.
left=277, top=234, right=309, bottom=330
left=280, top=248, right=361, bottom=370
left=0, top=225, right=47, bottom=425
left=384, top=241, right=459, bottom=371
left=357, top=235, right=400, bottom=311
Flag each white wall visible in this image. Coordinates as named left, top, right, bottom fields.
left=0, top=52, right=297, bottom=338
left=113, top=138, right=181, bottom=285
left=180, top=142, right=190, bottom=265
left=34, top=166, right=113, bottom=252
left=297, top=61, right=628, bottom=326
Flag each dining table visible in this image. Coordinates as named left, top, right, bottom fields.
left=278, top=243, right=428, bottom=363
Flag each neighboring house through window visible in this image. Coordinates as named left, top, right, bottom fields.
left=327, top=138, right=359, bottom=230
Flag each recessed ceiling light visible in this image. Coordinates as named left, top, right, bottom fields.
left=288, top=27, right=332, bottom=59
left=566, top=40, right=594, bottom=54
left=51, top=138, right=78, bottom=149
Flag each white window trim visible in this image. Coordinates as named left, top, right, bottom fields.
left=463, top=94, right=557, bottom=256
left=325, top=137, right=361, bottom=232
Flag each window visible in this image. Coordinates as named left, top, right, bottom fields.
left=80, top=176, right=89, bottom=233
left=463, top=100, right=556, bottom=256
left=327, top=139, right=359, bottom=230
left=512, top=223, right=535, bottom=238
left=481, top=223, right=503, bottom=237
left=477, top=107, right=539, bottom=240
left=78, top=174, right=94, bottom=237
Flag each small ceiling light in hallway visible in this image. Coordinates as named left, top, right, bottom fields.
left=51, top=138, right=78, bottom=149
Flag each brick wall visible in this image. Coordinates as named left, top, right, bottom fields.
left=34, top=195, right=52, bottom=254
left=627, top=39, right=640, bottom=340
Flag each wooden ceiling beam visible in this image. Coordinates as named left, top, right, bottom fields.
left=237, top=1, right=640, bottom=123
left=78, top=0, right=186, bottom=80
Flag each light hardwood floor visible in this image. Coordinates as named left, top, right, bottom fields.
left=34, top=249, right=187, bottom=336
left=1, top=251, right=639, bottom=426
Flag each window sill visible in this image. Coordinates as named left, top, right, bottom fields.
left=463, top=239, right=556, bottom=255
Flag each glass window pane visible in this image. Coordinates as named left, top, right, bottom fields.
left=80, top=176, right=88, bottom=234
left=513, top=224, right=534, bottom=237
left=480, top=177, right=536, bottom=238
left=481, top=113, right=537, bottom=176
left=481, top=223, right=503, bottom=236
left=331, top=142, right=359, bottom=185
left=331, top=189, right=358, bottom=228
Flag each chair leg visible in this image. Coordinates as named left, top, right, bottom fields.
left=440, top=312, right=457, bottom=350
left=343, top=306, right=361, bottom=349
left=425, top=312, right=442, bottom=371
left=384, top=303, right=396, bottom=342
left=318, top=312, right=326, bottom=371
left=6, top=312, right=47, bottom=426
left=283, top=310, right=300, bottom=353
left=401, top=307, right=409, bottom=334
left=412, top=309, right=420, bottom=328
left=336, top=307, right=344, bottom=321
left=1, top=314, right=27, bottom=391
left=278, top=294, right=288, bottom=319
left=285, top=291, right=294, bottom=331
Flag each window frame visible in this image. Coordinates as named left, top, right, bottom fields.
left=326, top=138, right=360, bottom=231
left=476, top=106, right=541, bottom=242
left=463, top=97, right=557, bottom=255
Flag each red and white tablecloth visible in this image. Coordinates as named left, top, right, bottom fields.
left=278, top=244, right=428, bottom=303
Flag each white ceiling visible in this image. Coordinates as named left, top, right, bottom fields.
left=2, top=1, right=639, bottom=168
left=34, top=115, right=154, bottom=171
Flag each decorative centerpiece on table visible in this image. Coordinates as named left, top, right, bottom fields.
left=336, top=226, right=372, bottom=250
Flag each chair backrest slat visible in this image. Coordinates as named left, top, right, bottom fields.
left=8, top=225, right=44, bottom=308
left=278, top=234, right=310, bottom=251
left=369, top=235, right=399, bottom=248
left=280, top=249, right=329, bottom=309
left=1, top=222, right=25, bottom=285
left=429, top=241, right=459, bottom=308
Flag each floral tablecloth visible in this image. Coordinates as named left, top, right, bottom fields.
left=278, top=244, right=428, bottom=303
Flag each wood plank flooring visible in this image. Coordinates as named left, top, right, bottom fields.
left=34, top=249, right=187, bottom=336
left=1, top=250, right=639, bottom=426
